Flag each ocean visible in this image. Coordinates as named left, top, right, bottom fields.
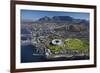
left=21, top=44, right=89, bottom=63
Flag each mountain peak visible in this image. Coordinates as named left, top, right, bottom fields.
left=38, top=16, right=73, bottom=22
left=52, top=16, right=73, bottom=21
left=38, top=16, right=51, bottom=22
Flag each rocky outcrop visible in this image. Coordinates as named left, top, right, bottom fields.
left=67, top=23, right=86, bottom=32
left=38, top=16, right=73, bottom=22
left=52, top=16, right=73, bottom=22
left=38, top=16, right=51, bottom=22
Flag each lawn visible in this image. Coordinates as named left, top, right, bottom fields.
left=47, top=38, right=89, bottom=52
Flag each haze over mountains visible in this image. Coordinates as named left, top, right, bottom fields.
left=22, top=16, right=89, bottom=24
left=38, top=16, right=73, bottom=22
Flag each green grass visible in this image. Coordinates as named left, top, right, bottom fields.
left=64, top=38, right=89, bottom=51
left=47, top=38, right=89, bottom=52
left=48, top=45, right=64, bottom=52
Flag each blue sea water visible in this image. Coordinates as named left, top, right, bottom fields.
left=21, top=44, right=89, bottom=63
left=21, top=45, right=46, bottom=63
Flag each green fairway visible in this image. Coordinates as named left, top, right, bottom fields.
left=48, top=38, right=89, bottom=52
left=64, top=38, right=89, bottom=51
left=48, top=44, right=64, bottom=52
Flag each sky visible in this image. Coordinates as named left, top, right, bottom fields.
left=21, top=9, right=90, bottom=21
